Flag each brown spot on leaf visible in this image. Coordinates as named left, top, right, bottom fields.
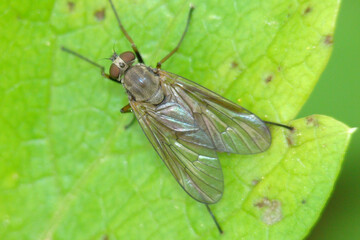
left=255, top=197, right=283, bottom=225
left=265, top=74, right=273, bottom=83
left=102, top=235, right=109, bottom=240
left=255, top=197, right=269, bottom=208
left=231, top=61, right=239, bottom=69
left=286, top=127, right=296, bottom=146
left=277, top=65, right=283, bottom=71
left=303, top=6, right=312, bottom=15
left=306, top=116, right=319, bottom=127
left=286, top=134, right=294, bottom=146
left=94, top=8, right=106, bottom=21
left=67, top=1, right=75, bottom=12
left=302, top=199, right=306, bottom=204
left=324, top=35, right=333, bottom=45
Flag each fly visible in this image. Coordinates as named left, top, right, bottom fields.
left=62, top=0, right=293, bottom=234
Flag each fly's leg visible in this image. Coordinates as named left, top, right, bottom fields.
left=205, top=204, right=223, bottom=234
left=124, top=117, right=136, bottom=129
left=61, top=47, right=135, bottom=128
left=121, top=104, right=136, bottom=129
left=120, top=104, right=132, bottom=113
left=156, top=5, right=195, bottom=70
left=108, top=0, right=144, bottom=64
left=61, top=47, right=119, bottom=84
left=264, top=121, right=294, bottom=130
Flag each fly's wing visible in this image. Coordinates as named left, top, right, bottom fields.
left=159, top=70, right=271, bottom=154
left=130, top=99, right=223, bottom=204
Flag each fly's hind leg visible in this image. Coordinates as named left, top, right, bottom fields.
left=120, top=104, right=136, bottom=129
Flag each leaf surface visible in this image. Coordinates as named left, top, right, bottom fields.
left=0, top=0, right=351, bottom=239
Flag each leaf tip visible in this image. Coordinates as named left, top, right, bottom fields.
left=348, top=127, right=357, bottom=134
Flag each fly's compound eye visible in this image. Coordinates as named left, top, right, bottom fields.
left=109, top=51, right=135, bottom=80
left=120, top=51, right=135, bottom=64
left=109, top=63, right=120, bottom=79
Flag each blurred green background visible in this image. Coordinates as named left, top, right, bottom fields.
left=300, top=0, right=360, bottom=239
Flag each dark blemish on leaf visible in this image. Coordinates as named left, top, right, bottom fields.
left=254, top=197, right=269, bottom=208
left=277, top=66, right=283, bottom=71
left=286, top=134, right=294, bottom=146
left=252, top=178, right=260, bottom=186
left=306, top=116, right=319, bottom=127
left=286, top=128, right=296, bottom=146
left=67, top=1, right=75, bottom=12
left=302, top=199, right=306, bottom=204
left=265, top=75, right=273, bottom=83
left=303, top=6, right=312, bottom=15
left=95, top=8, right=106, bottom=21
left=324, top=35, right=333, bottom=45
left=254, top=197, right=283, bottom=225
left=231, top=61, right=239, bottom=69
left=102, top=235, right=109, bottom=240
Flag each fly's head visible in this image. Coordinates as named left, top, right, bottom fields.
left=109, top=51, right=136, bottom=82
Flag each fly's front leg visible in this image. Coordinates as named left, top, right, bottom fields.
left=120, top=104, right=136, bottom=129
left=108, top=0, right=144, bottom=64
left=61, top=47, right=120, bottom=84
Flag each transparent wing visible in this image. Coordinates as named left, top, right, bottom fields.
left=159, top=70, right=271, bottom=154
left=130, top=100, right=224, bottom=204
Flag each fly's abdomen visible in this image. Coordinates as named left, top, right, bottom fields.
left=123, top=65, right=164, bottom=104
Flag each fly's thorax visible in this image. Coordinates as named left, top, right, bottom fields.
left=123, top=64, right=164, bottom=104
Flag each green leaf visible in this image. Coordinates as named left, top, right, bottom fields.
left=0, top=0, right=352, bottom=239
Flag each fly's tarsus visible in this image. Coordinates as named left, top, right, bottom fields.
left=124, top=116, right=136, bottom=130
left=156, top=5, right=195, bottom=69
left=264, top=121, right=294, bottom=130
left=206, top=204, right=223, bottom=234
